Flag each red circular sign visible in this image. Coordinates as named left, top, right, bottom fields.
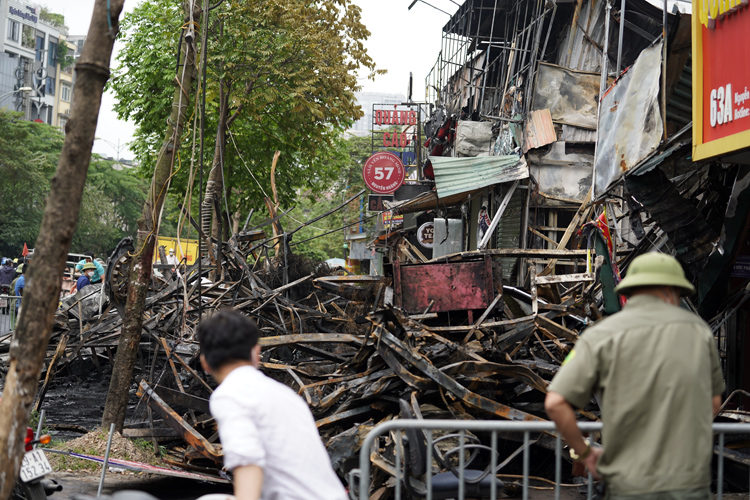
left=362, top=152, right=405, bottom=194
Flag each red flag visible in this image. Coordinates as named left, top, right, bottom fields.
left=21, top=243, right=28, bottom=257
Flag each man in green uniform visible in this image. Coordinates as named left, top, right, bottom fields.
left=545, top=252, right=724, bottom=499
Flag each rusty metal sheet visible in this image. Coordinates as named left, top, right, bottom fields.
left=524, top=109, right=557, bottom=153
left=532, top=63, right=603, bottom=129
left=137, top=380, right=221, bottom=463
left=526, top=142, right=593, bottom=202
left=594, top=41, right=664, bottom=197
left=394, top=255, right=494, bottom=314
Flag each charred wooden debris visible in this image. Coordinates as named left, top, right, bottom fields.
left=29, top=216, right=608, bottom=490
left=17, top=0, right=750, bottom=493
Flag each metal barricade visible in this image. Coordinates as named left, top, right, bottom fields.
left=0, top=295, right=21, bottom=335
left=352, top=420, right=750, bottom=500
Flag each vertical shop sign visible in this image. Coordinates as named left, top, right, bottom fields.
left=693, top=0, right=750, bottom=160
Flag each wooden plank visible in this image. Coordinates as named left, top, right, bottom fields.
left=137, top=380, right=221, bottom=463
left=535, top=315, right=579, bottom=342
left=425, top=248, right=588, bottom=263
left=535, top=273, right=595, bottom=285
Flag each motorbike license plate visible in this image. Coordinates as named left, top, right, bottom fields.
left=19, top=449, right=52, bottom=482
left=0, top=298, right=7, bottom=308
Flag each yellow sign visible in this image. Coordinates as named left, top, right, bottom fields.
left=153, top=237, right=199, bottom=266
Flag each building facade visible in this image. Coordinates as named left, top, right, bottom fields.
left=348, top=91, right=406, bottom=137
left=54, top=38, right=74, bottom=131
left=0, top=0, right=75, bottom=128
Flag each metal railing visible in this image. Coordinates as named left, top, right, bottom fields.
left=0, top=295, right=21, bottom=334
left=352, top=420, right=750, bottom=500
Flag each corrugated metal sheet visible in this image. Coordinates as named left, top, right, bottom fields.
left=430, top=155, right=530, bottom=199
left=625, top=164, right=718, bottom=280
left=555, top=0, right=676, bottom=73
left=532, top=63, right=602, bottom=130
left=594, top=41, right=663, bottom=197
left=524, top=109, right=557, bottom=153
left=556, top=0, right=608, bottom=72
left=562, top=124, right=597, bottom=143
left=495, top=185, right=525, bottom=281
left=666, top=54, right=692, bottom=129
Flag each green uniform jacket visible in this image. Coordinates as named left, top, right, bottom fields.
left=548, top=295, right=725, bottom=495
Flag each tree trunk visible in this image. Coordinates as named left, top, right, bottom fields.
left=101, top=0, right=200, bottom=433
left=0, top=1, right=124, bottom=497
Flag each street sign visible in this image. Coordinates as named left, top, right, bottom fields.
left=367, top=194, right=394, bottom=212
left=362, top=152, right=405, bottom=194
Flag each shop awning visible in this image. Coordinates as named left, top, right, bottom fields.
left=383, top=188, right=485, bottom=215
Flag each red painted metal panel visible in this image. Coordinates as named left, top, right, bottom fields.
left=395, top=259, right=494, bottom=313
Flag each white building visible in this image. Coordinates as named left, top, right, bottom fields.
left=0, top=0, right=66, bottom=124
left=349, top=91, right=406, bottom=136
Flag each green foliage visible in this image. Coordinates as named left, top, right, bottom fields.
left=109, top=0, right=383, bottom=225
left=58, top=47, right=76, bottom=73
left=40, top=7, right=66, bottom=29
left=0, top=111, right=63, bottom=257
left=0, top=110, right=149, bottom=258
left=291, top=135, right=373, bottom=261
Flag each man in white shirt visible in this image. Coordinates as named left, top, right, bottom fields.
left=197, top=310, right=347, bottom=500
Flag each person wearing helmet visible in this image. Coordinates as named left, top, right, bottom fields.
left=0, top=258, right=15, bottom=287
left=13, top=263, right=27, bottom=314
left=75, top=252, right=105, bottom=284
left=545, top=252, right=725, bottom=499
left=76, top=262, right=97, bottom=293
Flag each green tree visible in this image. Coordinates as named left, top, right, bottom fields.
left=292, top=134, right=373, bottom=261
left=110, top=0, right=382, bottom=239
left=71, top=160, right=148, bottom=255
left=0, top=110, right=149, bottom=258
left=40, top=7, right=65, bottom=29
left=0, top=111, right=63, bottom=257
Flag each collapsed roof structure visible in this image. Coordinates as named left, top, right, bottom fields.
left=373, top=0, right=750, bottom=434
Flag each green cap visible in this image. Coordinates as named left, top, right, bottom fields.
left=615, top=252, right=695, bottom=296
left=16, top=264, right=23, bottom=273
left=82, top=262, right=96, bottom=271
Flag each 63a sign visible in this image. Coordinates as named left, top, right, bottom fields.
left=693, top=0, right=750, bottom=160
left=362, top=152, right=405, bottom=194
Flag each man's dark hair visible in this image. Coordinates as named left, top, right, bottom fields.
left=85, top=251, right=95, bottom=259
left=197, top=310, right=260, bottom=371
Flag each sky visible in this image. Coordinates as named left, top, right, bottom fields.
left=47, top=0, right=459, bottom=160
left=47, top=0, right=686, bottom=159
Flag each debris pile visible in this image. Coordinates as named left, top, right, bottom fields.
left=34, top=225, right=602, bottom=493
